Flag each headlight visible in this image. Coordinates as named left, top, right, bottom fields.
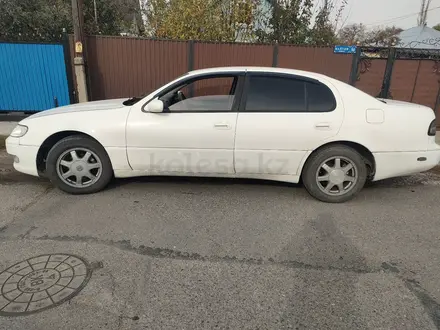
left=10, top=124, right=28, bottom=138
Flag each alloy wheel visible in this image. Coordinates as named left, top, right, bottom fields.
left=56, top=148, right=102, bottom=188
left=315, top=156, right=358, bottom=196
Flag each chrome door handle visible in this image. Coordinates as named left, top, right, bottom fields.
left=214, top=123, right=230, bottom=129
left=315, top=123, right=330, bottom=129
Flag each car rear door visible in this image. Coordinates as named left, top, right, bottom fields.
left=234, top=72, right=344, bottom=176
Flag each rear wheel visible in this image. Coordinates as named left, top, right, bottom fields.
left=46, top=135, right=113, bottom=194
left=302, top=145, right=367, bottom=203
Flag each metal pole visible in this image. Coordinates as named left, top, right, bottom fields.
left=379, top=47, right=396, bottom=99
left=349, top=47, right=361, bottom=86
left=93, top=0, right=99, bottom=30
left=410, top=60, right=422, bottom=102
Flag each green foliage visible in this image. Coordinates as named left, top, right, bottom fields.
left=434, top=24, right=440, bottom=31
left=0, top=0, right=72, bottom=41
left=83, top=0, right=125, bottom=35
left=144, top=0, right=260, bottom=42
left=256, top=0, right=314, bottom=44
left=0, top=0, right=136, bottom=42
left=256, top=0, right=347, bottom=46
left=309, top=0, right=337, bottom=46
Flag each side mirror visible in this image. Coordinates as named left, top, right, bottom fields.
left=147, top=99, right=164, bottom=113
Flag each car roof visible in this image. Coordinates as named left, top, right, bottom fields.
left=186, top=66, right=332, bottom=81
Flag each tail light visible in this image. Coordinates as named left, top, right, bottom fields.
left=428, top=119, right=437, bottom=136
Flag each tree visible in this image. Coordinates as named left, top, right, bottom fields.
left=337, top=23, right=367, bottom=45
left=256, top=0, right=314, bottom=44
left=0, top=0, right=72, bottom=41
left=309, top=0, right=337, bottom=46
left=337, top=24, right=402, bottom=46
left=0, top=0, right=136, bottom=42
left=83, top=0, right=126, bottom=35
left=144, top=0, right=260, bottom=42
left=365, top=26, right=402, bottom=47
left=434, top=23, right=440, bottom=31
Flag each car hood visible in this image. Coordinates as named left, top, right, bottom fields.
left=24, top=98, right=128, bottom=120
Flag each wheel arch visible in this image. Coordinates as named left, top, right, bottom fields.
left=299, top=140, right=376, bottom=180
left=36, top=130, right=108, bottom=176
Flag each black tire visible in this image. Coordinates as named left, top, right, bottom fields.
left=302, top=145, right=367, bottom=203
left=46, top=135, right=113, bottom=194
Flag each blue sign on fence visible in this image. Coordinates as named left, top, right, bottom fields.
left=334, top=45, right=357, bottom=54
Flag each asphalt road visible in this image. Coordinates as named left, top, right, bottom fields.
left=1, top=148, right=440, bottom=330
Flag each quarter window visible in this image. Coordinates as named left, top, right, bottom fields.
left=306, top=81, right=336, bottom=112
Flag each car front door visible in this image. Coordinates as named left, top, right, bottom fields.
left=126, top=72, right=244, bottom=175
left=234, top=72, right=344, bottom=177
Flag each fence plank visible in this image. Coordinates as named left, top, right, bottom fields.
left=278, top=46, right=352, bottom=82
left=390, top=60, right=420, bottom=102
left=85, top=36, right=188, bottom=100
left=66, top=35, right=440, bottom=112
left=412, top=61, right=440, bottom=111
left=194, top=42, right=273, bottom=69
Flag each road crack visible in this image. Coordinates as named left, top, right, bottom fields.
left=24, top=234, right=383, bottom=274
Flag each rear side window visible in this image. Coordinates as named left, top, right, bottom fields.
left=306, top=81, right=336, bottom=112
left=244, top=76, right=306, bottom=112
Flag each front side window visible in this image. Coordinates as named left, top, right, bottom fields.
left=244, top=76, right=306, bottom=112
left=160, top=76, right=237, bottom=112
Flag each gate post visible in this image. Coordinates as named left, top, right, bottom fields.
left=349, top=47, right=361, bottom=86
left=62, top=30, right=76, bottom=104
left=378, top=47, right=396, bottom=99
left=72, top=0, right=89, bottom=103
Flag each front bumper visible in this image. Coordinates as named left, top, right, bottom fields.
left=373, top=149, right=440, bottom=181
left=5, top=137, right=39, bottom=177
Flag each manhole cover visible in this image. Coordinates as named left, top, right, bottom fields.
left=0, top=254, right=91, bottom=316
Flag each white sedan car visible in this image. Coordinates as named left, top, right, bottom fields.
left=6, top=66, right=440, bottom=203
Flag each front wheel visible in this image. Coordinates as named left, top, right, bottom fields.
left=46, top=135, right=113, bottom=194
left=302, top=145, right=367, bottom=203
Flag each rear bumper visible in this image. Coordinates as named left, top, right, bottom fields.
left=373, top=149, right=440, bottom=181
left=5, top=137, right=39, bottom=177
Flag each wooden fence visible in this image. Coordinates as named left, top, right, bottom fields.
left=69, top=35, right=440, bottom=117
